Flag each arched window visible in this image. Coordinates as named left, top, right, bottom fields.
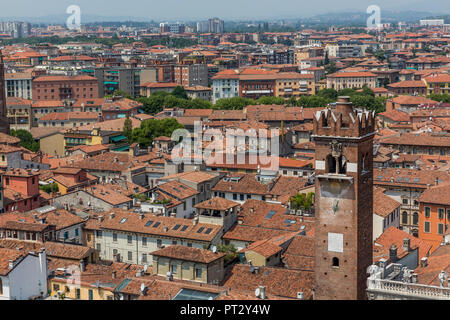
left=332, top=257, right=339, bottom=267
left=413, top=212, right=419, bottom=225
left=402, top=212, right=408, bottom=224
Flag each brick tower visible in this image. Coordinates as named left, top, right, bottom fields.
left=312, top=96, right=375, bottom=300
left=0, top=50, right=9, bottom=134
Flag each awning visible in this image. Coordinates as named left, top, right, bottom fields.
left=110, top=135, right=127, bottom=142
left=112, top=145, right=130, bottom=152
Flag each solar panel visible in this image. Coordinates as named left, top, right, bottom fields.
left=145, top=220, right=153, bottom=227
left=376, top=175, right=383, bottom=180
left=180, top=225, right=188, bottom=231
left=205, top=228, right=213, bottom=234
left=153, top=222, right=161, bottom=228
left=197, top=227, right=205, bottom=233
left=396, top=177, right=402, bottom=182
left=413, top=178, right=420, bottom=183
left=404, top=178, right=410, bottom=182
left=173, top=224, right=181, bottom=230
left=265, top=210, right=276, bottom=219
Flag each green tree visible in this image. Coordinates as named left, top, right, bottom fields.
left=171, top=86, right=188, bottom=100
left=290, top=192, right=314, bottom=212
left=39, top=183, right=59, bottom=194
left=105, top=89, right=132, bottom=99
left=429, top=93, right=450, bottom=103
left=130, top=118, right=184, bottom=148
left=123, top=115, right=133, bottom=141
left=214, top=97, right=256, bottom=110
left=217, top=244, right=238, bottom=264
left=325, top=61, right=338, bottom=74
left=256, top=96, right=286, bottom=105
left=10, top=129, right=40, bottom=152
left=325, top=50, right=330, bottom=65
left=317, top=88, right=338, bottom=101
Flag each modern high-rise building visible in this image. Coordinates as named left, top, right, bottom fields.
left=313, top=96, right=375, bottom=300
left=196, top=18, right=224, bottom=33
left=0, top=21, right=31, bottom=38
left=0, top=51, right=10, bottom=134
left=208, top=18, right=224, bottom=33
left=160, top=22, right=185, bottom=34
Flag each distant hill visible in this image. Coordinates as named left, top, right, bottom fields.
left=307, top=10, right=439, bottom=24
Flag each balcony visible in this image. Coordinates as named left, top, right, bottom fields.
left=367, top=278, right=450, bottom=300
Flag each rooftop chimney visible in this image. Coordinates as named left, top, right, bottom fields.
left=193, top=216, right=199, bottom=226
left=112, top=271, right=116, bottom=279
left=98, top=216, right=104, bottom=223
left=421, top=257, right=428, bottom=267
left=389, top=245, right=398, bottom=262
left=80, top=260, right=86, bottom=272
left=110, top=212, right=115, bottom=220
left=8, top=259, right=14, bottom=269
left=403, top=238, right=411, bottom=252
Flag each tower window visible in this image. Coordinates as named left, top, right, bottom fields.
left=332, top=257, right=339, bottom=267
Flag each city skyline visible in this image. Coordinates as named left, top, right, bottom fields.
left=0, top=0, right=449, bottom=22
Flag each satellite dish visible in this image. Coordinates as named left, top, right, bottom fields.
left=211, top=246, right=217, bottom=253
left=140, top=283, right=145, bottom=292
left=208, top=296, right=214, bottom=300
left=143, top=264, right=148, bottom=272
left=255, top=288, right=261, bottom=298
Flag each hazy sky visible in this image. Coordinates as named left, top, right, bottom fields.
left=1, top=0, right=448, bottom=20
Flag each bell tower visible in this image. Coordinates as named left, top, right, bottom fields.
left=0, top=50, right=9, bottom=134
left=312, top=96, right=375, bottom=300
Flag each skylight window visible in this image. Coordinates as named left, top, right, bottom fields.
left=120, top=218, right=127, bottom=224
left=180, top=225, right=188, bottom=231
left=145, top=220, right=153, bottom=227
left=265, top=210, right=276, bottom=219
left=173, top=224, right=181, bottom=230
left=197, top=227, right=205, bottom=233
left=205, top=228, right=213, bottom=234
left=153, top=222, right=161, bottom=228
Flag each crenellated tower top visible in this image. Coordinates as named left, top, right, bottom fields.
left=313, top=96, right=376, bottom=138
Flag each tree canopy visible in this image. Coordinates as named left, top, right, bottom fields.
left=130, top=118, right=184, bottom=148
left=10, top=129, right=40, bottom=152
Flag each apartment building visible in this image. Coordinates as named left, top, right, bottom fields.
left=38, top=111, right=100, bottom=128
left=174, top=63, right=208, bottom=87
left=4, top=72, right=32, bottom=99
left=93, top=209, right=222, bottom=265
left=32, top=75, right=99, bottom=101
left=211, top=70, right=240, bottom=104
left=326, top=72, right=377, bottom=90
left=152, top=245, right=225, bottom=284
left=275, top=73, right=315, bottom=98
left=6, top=97, right=32, bottom=131
left=380, top=133, right=450, bottom=156
left=418, top=182, right=450, bottom=247
left=373, top=168, right=450, bottom=236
